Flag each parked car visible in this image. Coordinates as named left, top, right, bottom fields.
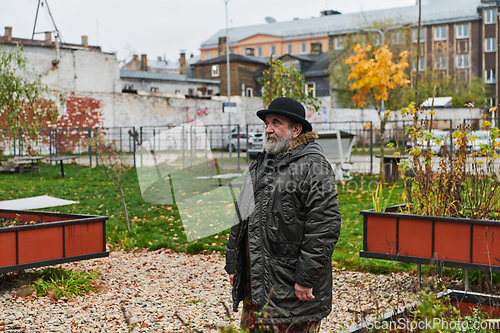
left=470, top=130, right=492, bottom=154
left=406, top=130, right=450, bottom=155
left=406, top=130, right=476, bottom=156
left=222, top=132, right=264, bottom=152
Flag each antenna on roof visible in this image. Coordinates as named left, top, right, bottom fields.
left=31, top=0, right=65, bottom=43
left=265, top=17, right=277, bottom=23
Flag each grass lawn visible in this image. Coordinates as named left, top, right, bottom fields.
left=0, top=163, right=411, bottom=274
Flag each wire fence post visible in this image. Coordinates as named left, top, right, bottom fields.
left=370, top=122, right=373, bottom=175
left=49, top=128, right=52, bottom=165
left=132, top=127, right=136, bottom=168
left=18, top=129, right=22, bottom=156
left=246, top=124, right=249, bottom=167
left=190, top=125, right=194, bottom=167
left=88, top=128, right=92, bottom=167
left=140, top=127, right=143, bottom=167
left=182, top=126, right=186, bottom=168
left=449, top=119, right=453, bottom=158
left=94, top=128, right=99, bottom=166
left=237, top=124, right=241, bottom=171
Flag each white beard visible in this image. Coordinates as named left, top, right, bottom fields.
left=264, top=129, right=293, bottom=155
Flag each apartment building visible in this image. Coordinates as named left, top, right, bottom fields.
left=200, top=0, right=500, bottom=106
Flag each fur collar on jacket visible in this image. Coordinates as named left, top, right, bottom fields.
left=284, top=130, right=318, bottom=154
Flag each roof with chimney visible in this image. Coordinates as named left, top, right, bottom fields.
left=192, top=53, right=268, bottom=66
left=120, top=70, right=220, bottom=85
left=200, top=0, right=481, bottom=49
left=0, top=27, right=104, bottom=52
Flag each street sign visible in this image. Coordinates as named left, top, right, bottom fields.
left=222, top=102, right=237, bottom=113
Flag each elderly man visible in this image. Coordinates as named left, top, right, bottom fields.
left=225, top=97, right=341, bottom=332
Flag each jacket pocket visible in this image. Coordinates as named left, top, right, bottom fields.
left=267, top=191, right=303, bottom=243
left=268, top=257, right=298, bottom=306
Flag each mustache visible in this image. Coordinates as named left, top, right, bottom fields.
left=266, top=134, right=278, bottom=140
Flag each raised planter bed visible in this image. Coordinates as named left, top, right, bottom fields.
left=360, top=205, right=500, bottom=273
left=0, top=209, right=108, bottom=274
left=346, top=289, right=500, bottom=332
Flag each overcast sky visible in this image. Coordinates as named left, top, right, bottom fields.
left=1, top=0, right=415, bottom=64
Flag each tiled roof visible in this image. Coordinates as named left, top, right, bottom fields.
left=201, top=0, right=481, bottom=48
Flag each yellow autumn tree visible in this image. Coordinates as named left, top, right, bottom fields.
left=344, top=44, right=410, bottom=179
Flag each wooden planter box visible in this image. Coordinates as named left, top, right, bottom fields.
left=0, top=209, right=108, bottom=274
left=360, top=205, right=500, bottom=273
left=346, top=289, right=500, bottom=332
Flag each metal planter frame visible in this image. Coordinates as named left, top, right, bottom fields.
left=360, top=205, right=500, bottom=273
left=0, top=209, right=108, bottom=274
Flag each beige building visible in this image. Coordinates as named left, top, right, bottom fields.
left=200, top=0, right=500, bottom=107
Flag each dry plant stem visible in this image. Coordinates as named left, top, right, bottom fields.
left=118, top=182, right=130, bottom=231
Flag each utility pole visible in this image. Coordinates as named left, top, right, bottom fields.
left=224, top=0, right=232, bottom=158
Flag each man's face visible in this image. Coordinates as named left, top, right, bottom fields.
left=263, top=114, right=302, bottom=155
left=264, top=114, right=292, bottom=143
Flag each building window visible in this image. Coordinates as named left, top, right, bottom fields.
left=211, top=64, right=219, bottom=77
left=246, top=87, right=253, bottom=97
left=485, top=37, right=497, bottom=52
left=485, top=9, right=496, bottom=24
left=334, top=37, right=344, bottom=50
left=434, top=56, right=447, bottom=70
left=305, top=82, right=316, bottom=97
left=456, top=24, right=469, bottom=39
left=412, top=57, right=426, bottom=72
left=230, top=49, right=235, bottom=54
left=300, top=42, right=306, bottom=54
left=270, top=45, right=276, bottom=55
left=485, top=69, right=496, bottom=83
left=413, top=28, right=425, bottom=43
left=456, top=54, right=470, bottom=68
left=434, top=26, right=447, bottom=41
left=257, top=46, right=262, bottom=57
left=188, top=88, right=194, bottom=95
left=174, top=89, right=180, bottom=94
left=207, top=89, right=213, bottom=95
left=287, top=43, right=293, bottom=54
left=393, top=31, right=404, bottom=45
left=150, top=87, right=158, bottom=92
left=205, top=51, right=211, bottom=60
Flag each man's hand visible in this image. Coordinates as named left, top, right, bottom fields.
left=229, top=274, right=234, bottom=286
left=295, top=283, right=314, bottom=301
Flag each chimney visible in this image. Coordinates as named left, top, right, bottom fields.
left=157, top=56, right=162, bottom=61
left=81, top=35, right=88, bottom=46
left=4, top=27, right=12, bottom=40
left=320, top=10, right=341, bottom=16
left=141, top=54, right=148, bottom=71
left=245, top=47, right=255, bottom=56
left=45, top=31, right=52, bottom=42
left=310, top=42, right=322, bottom=54
left=218, top=36, right=227, bottom=56
left=179, top=52, right=187, bottom=75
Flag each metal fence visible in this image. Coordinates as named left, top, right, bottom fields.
left=10, top=119, right=486, bottom=173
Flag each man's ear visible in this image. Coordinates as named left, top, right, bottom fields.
left=292, top=123, right=302, bottom=139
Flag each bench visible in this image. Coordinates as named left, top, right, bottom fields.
left=0, top=156, right=44, bottom=175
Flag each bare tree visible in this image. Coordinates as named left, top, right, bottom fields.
left=92, top=131, right=131, bottom=231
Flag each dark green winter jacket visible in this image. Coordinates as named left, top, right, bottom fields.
left=225, top=131, right=341, bottom=324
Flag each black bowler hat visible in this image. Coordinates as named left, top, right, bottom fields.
left=256, top=97, right=312, bottom=133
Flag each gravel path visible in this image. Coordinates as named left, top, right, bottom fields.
left=0, top=250, right=417, bottom=332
